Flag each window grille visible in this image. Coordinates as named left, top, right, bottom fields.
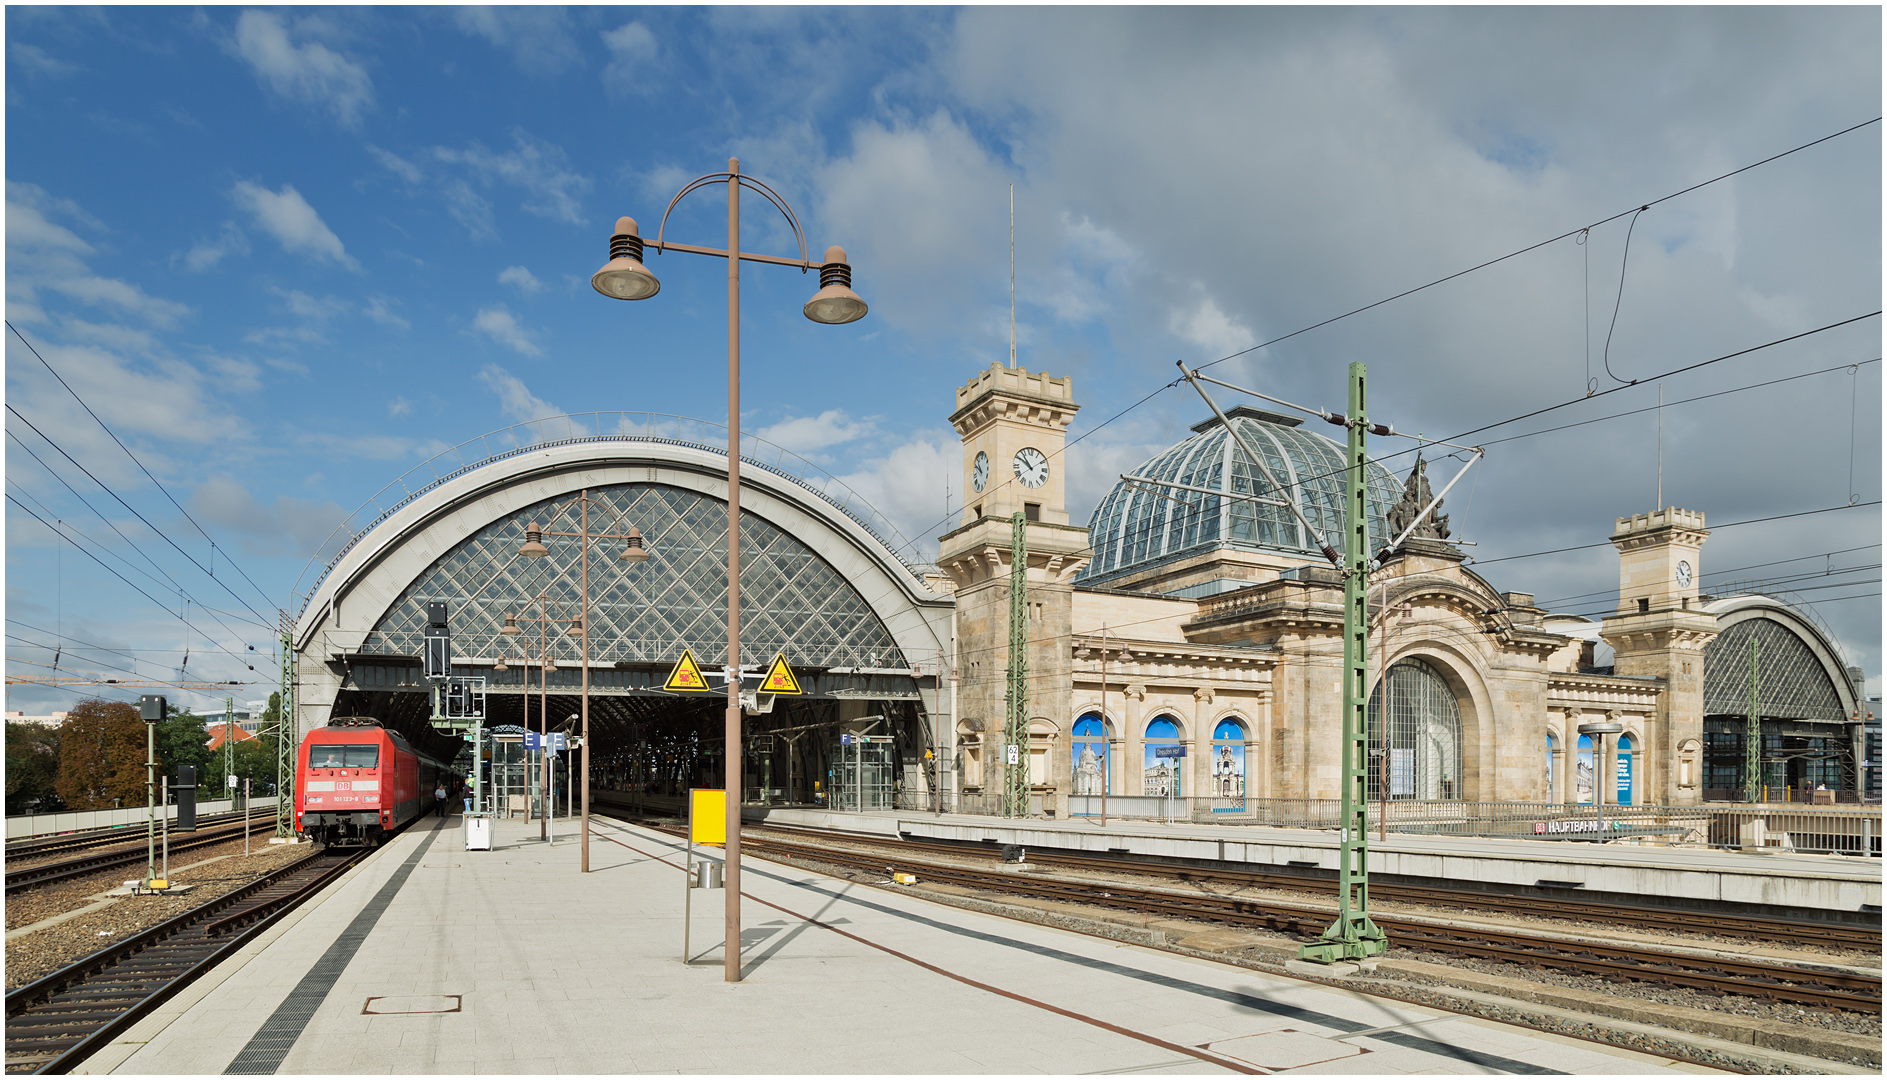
left=1366, top=658, right=1463, bottom=801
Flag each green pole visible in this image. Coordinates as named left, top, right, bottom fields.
left=276, top=623, right=294, bottom=838
left=146, top=717, right=157, bottom=885
left=1744, top=635, right=1762, bottom=802
left=1005, top=511, right=1030, bottom=818
left=1300, top=361, right=1389, bottom=963
left=224, top=695, right=234, bottom=803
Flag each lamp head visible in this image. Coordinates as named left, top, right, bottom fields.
left=519, top=522, right=549, bottom=558
left=501, top=614, right=522, bottom=636
left=591, top=217, right=661, bottom=301
left=803, top=245, right=868, bottom=325
left=619, top=526, right=650, bottom=563
left=494, top=656, right=509, bottom=672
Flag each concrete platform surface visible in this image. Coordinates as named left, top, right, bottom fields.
left=88, top=813, right=1726, bottom=1076
left=743, top=806, right=1882, bottom=914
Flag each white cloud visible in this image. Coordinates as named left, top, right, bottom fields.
left=388, top=397, right=412, bottom=417
left=367, top=144, right=424, bottom=185
left=244, top=287, right=347, bottom=346
left=231, top=181, right=359, bottom=270
left=477, top=363, right=562, bottom=424
left=755, top=410, right=880, bottom=457
left=602, top=21, right=658, bottom=93
left=7, top=182, right=189, bottom=328
left=833, top=434, right=960, bottom=561
left=10, top=42, right=81, bottom=78
left=1168, top=292, right=1256, bottom=359
left=430, top=130, right=591, bottom=227
left=454, top=7, right=583, bottom=76
left=471, top=305, right=544, bottom=357
left=190, top=474, right=348, bottom=559
left=179, top=221, right=250, bottom=271
left=232, top=10, right=373, bottom=128
left=498, top=265, right=543, bottom=294
left=363, top=294, right=410, bottom=330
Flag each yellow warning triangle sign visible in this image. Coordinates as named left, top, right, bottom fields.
left=663, top=649, right=712, bottom=692
left=758, top=652, right=802, bottom=695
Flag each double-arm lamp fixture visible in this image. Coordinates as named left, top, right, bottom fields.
left=590, top=159, right=867, bottom=986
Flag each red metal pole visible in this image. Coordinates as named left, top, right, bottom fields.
left=724, top=158, right=744, bottom=983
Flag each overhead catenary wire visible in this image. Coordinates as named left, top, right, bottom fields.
left=1470, top=501, right=1880, bottom=568
left=4, top=494, right=262, bottom=678
left=1534, top=545, right=1882, bottom=606
left=1193, top=116, right=1882, bottom=375
left=5, top=404, right=276, bottom=631
left=6, top=320, right=280, bottom=620
left=3, top=480, right=265, bottom=675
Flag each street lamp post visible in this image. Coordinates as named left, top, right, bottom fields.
left=500, top=597, right=570, bottom=842
left=515, top=503, right=650, bottom=873
left=592, top=158, right=867, bottom=984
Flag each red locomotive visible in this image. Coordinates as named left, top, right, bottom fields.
left=295, top=717, right=455, bottom=846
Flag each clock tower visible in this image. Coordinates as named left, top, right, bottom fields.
left=938, top=364, right=1092, bottom=815
left=1600, top=507, right=1718, bottom=804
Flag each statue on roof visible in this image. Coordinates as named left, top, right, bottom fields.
left=1386, top=454, right=1450, bottom=544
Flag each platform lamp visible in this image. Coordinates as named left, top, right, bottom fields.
left=501, top=599, right=571, bottom=841
left=1578, top=720, right=1624, bottom=832
left=517, top=511, right=651, bottom=875
left=592, top=159, right=868, bottom=986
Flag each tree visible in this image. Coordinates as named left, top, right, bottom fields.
left=156, top=706, right=210, bottom=789
left=54, top=699, right=146, bottom=809
left=6, top=721, right=64, bottom=814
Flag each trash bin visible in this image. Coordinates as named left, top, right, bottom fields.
left=465, top=815, right=492, bottom=851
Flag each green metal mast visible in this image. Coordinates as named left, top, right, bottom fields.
left=1744, top=635, right=1762, bottom=802
left=276, top=620, right=294, bottom=838
left=1300, top=361, right=1389, bottom=963
left=1004, top=511, right=1030, bottom=818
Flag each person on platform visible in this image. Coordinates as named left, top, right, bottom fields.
left=434, top=782, right=449, bottom=817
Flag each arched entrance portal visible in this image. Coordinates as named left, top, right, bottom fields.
left=1367, top=658, right=1463, bottom=801
left=292, top=417, right=953, bottom=811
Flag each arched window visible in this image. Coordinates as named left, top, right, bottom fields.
left=1546, top=731, right=1560, bottom=803
left=1615, top=733, right=1635, bottom=806
left=1210, top=718, right=1247, bottom=801
left=1366, top=658, right=1463, bottom=801
left=1575, top=734, right=1595, bottom=805
left=1072, top=714, right=1109, bottom=796
left=1143, top=716, right=1182, bottom=797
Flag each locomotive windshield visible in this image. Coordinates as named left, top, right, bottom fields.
left=309, top=744, right=379, bottom=768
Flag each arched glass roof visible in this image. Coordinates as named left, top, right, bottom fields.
left=1703, top=616, right=1845, bottom=722
left=365, top=482, right=905, bottom=670
left=1078, top=406, right=1401, bottom=585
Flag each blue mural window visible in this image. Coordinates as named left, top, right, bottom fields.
left=1576, top=734, right=1595, bottom=805
left=1143, top=716, right=1182, bottom=797
left=1072, top=714, right=1109, bottom=796
left=1209, top=717, right=1247, bottom=806
left=1615, top=733, right=1635, bottom=805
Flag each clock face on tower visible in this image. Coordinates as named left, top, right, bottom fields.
left=1013, top=447, right=1049, bottom=488
left=1675, top=560, right=1692, bottom=588
left=972, top=451, right=989, bottom=492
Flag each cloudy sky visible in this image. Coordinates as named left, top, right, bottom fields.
left=5, top=6, right=1880, bottom=715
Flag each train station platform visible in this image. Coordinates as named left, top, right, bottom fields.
left=85, top=813, right=1724, bottom=1076
left=743, top=806, right=1883, bottom=919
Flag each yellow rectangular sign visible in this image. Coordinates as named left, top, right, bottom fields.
left=689, top=788, right=726, bottom=846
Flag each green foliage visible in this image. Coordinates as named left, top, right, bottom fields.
left=54, top=699, right=146, bottom=809
left=156, top=706, right=210, bottom=782
left=201, top=733, right=280, bottom=796
left=6, top=721, right=64, bottom=814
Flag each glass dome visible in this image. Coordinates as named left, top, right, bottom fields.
left=1079, top=405, right=1401, bottom=586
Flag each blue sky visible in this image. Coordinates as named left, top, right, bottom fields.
left=6, top=7, right=1881, bottom=715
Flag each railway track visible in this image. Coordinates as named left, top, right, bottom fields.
left=750, top=820, right=1879, bottom=953
left=5, top=810, right=261, bottom=864
left=5, top=819, right=281, bottom=896
left=607, top=812, right=1879, bottom=1014
left=4, top=846, right=366, bottom=1075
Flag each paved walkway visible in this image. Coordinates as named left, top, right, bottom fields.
left=91, top=814, right=1723, bottom=1075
